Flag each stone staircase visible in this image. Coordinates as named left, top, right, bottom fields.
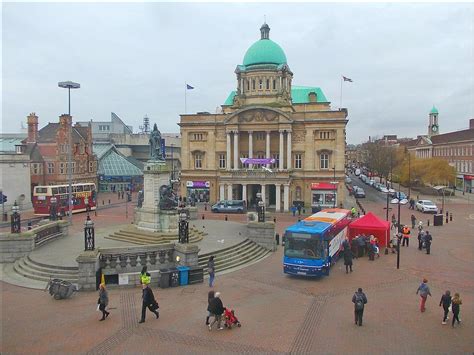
left=13, top=255, right=79, bottom=283
left=198, top=239, right=270, bottom=276
left=105, top=226, right=206, bottom=245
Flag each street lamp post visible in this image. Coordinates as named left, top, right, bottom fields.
left=256, top=192, right=265, bottom=222
left=178, top=210, right=189, bottom=243
left=50, top=196, right=58, bottom=221
left=84, top=215, right=95, bottom=251
left=391, top=195, right=408, bottom=269
left=332, top=166, right=336, bottom=208
left=11, top=201, right=21, bottom=233
left=58, top=81, right=80, bottom=226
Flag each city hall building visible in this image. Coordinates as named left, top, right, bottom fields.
left=179, top=24, right=348, bottom=211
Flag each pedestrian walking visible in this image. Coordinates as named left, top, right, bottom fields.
left=343, top=246, right=353, bottom=273
left=208, top=292, right=225, bottom=331
left=424, top=231, right=432, bottom=254
left=140, top=266, right=151, bottom=285
left=451, top=293, right=462, bottom=327
left=117, top=190, right=120, bottom=199
left=417, top=220, right=423, bottom=233
left=139, top=283, right=159, bottom=323
left=391, top=214, right=397, bottom=230
left=207, top=256, right=215, bottom=287
left=98, top=283, right=110, bottom=321
left=401, top=225, right=411, bottom=247
left=417, top=230, right=425, bottom=251
left=416, top=278, right=432, bottom=312
left=297, top=204, right=302, bottom=216
left=205, top=290, right=215, bottom=325
left=357, top=235, right=366, bottom=257
left=411, top=214, right=416, bottom=229
left=352, top=288, right=368, bottom=326
left=439, top=290, right=451, bottom=325
left=291, top=205, right=297, bottom=216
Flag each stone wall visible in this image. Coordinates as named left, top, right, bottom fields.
left=0, top=220, right=68, bottom=263
left=247, top=221, right=276, bottom=251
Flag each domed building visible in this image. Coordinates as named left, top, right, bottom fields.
left=179, top=23, right=348, bottom=211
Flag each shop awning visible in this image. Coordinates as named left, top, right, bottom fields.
left=464, top=175, right=474, bottom=181
left=311, top=182, right=337, bottom=190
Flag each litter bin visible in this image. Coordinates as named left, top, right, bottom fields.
left=176, top=266, right=190, bottom=286
left=170, top=268, right=179, bottom=287
left=433, top=214, right=443, bottom=226
left=188, top=266, right=204, bottom=284
left=159, top=269, right=171, bottom=288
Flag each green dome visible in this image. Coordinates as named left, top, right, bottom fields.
left=243, top=39, right=287, bottom=66
left=430, top=106, right=438, bottom=114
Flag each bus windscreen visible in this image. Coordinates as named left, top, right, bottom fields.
left=285, top=233, right=325, bottom=259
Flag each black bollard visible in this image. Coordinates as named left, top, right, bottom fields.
left=273, top=217, right=276, bottom=223
left=450, top=213, right=453, bottom=222
left=225, top=215, right=228, bottom=221
left=202, top=214, right=205, bottom=220
left=427, top=219, right=430, bottom=227
left=446, top=215, right=449, bottom=224
left=275, top=233, right=280, bottom=245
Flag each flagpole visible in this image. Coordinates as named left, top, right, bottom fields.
left=184, top=82, right=187, bottom=114
left=340, top=76, right=343, bottom=109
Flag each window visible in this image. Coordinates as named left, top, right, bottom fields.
left=320, top=153, right=329, bottom=169
left=32, top=163, right=40, bottom=175
left=259, top=80, right=263, bottom=90
left=246, top=80, right=249, bottom=91
left=266, top=79, right=270, bottom=90
left=295, top=154, right=302, bottom=169
left=273, top=79, right=276, bottom=90
left=80, top=145, right=85, bottom=154
left=256, top=132, right=265, bottom=140
left=60, top=144, right=68, bottom=153
left=319, top=131, right=331, bottom=140
left=271, top=154, right=279, bottom=169
left=219, top=154, right=226, bottom=169
left=89, top=161, right=94, bottom=173
left=59, top=163, right=65, bottom=174
left=252, top=80, right=255, bottom=90
left=47, top=162, right=54, bottom=174
left=240, top=154, right=248, bottom=168
left=194, top=154, right=202, bottom=169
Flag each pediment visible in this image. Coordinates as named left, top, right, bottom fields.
left=224, top=106, right=293, bottom=125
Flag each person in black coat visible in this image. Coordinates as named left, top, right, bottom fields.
left=208, top=292, right=225, bottom=330
left=352, top=288, right=368, bottom=326
left=342, top=238, right=353, bottom=273
left=439, top=290, right=451, bottom=324
left=139, top=283, right=159, bottom=323
left=205, top=290, right=215, bottom=325
left=424, top=231, right=432, bottom=254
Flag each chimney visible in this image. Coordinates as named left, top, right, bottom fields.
left=59, top=114, right=72, bottom=126
left=27, top=112, right=39, bottom=143
left=470, top=118, right=474, bottom=129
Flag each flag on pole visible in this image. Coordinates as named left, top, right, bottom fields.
left=342, top=76, right=353, bottom=82
left=186, top=84, right=194, bottom=90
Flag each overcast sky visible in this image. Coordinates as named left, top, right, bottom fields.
left=2, top=2, right=473, bottom=143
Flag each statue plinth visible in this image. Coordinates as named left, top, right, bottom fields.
left=134, top=160, right=178, bottom=233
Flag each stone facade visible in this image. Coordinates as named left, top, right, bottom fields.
left=0, top=148, right=32, bottom=210
left=179, top=24, right=348, bottom=211
left=247, top=221, right=276, bottom=251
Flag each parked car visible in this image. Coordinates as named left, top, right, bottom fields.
left=354, top=188, right=366, bottom=198
left=368, top=179, right=376, bottom=187
left=416, top=200, right=438, bottom=213
left=211, top=200, right=246, bottom=213
left=354, top=168, right=361, bottom=176
left=345, top=176, right=352, bottom=184
left=391, top=191, right=407, bottom=200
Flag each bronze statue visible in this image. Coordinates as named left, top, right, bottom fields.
left=159, top=185, right=177, bottom=210
left=149, top=123, right=164, bottom=161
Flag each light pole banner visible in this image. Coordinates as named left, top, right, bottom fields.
left=239, top=158, right=275, bottom=165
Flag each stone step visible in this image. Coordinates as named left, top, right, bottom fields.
left=14, top=259, right=78, bottom=283
left=198, top=240, right=260, bottom=266
left=106, top=231, right=203, bottom=245
left=199, top=243, right=268, bottom=271
left=198, top=239, right=256, bottom=262
left=201, top=247, right=270, bottom=275
left=23, top=257, right=78, bottom=276
left=26, top=255, right=78, bottom=271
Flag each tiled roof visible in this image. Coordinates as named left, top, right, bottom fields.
left=31, top=123, right=91, bottom=144
left=431, top=128, right=474, bottom=144
left=0, top=137, right=25, bottom=152
left=97, top=148, right=143, bottom=177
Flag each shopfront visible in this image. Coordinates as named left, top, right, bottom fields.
left=186, top=181, right=210, bottom=202
left=311, top=182, right=337, bottom=212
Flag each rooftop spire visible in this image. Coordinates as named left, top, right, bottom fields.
left=260, top=22, right=270, bottom=40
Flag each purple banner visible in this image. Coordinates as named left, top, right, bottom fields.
left=186, top=181, right=210, bottom=188
left=240, top=158, right=275, bottom=165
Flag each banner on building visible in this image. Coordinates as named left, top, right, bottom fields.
left=239, top=158, right=275, bottom=165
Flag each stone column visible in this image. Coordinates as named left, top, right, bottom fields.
left=174, top=243, right=199, bottom=267
left=279, top=130, right=284, bottom=170
left=76, top=250, right=100, bottom=291
left=226, top=132, right=231, bottom=170
left=219, top=184, right=225, bottom=201
left=275, top=184, right=281, bottom=212
left=266, top=131, right=271, bottom=168
left=233, top=131, right=239, bottom=170
left=287, top=130, right=292, bottom=169
left=283, top=184, right=290, bottom=212
left=227, top=184, right=233, bottom=200
left=261, top=184, right=266, bottom=206
left=248, top=131, right=253, bottom=169
left=242, top=184, right=247, bottom=203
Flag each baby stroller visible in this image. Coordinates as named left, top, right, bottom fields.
left=224, top=308, right=241, bottom=329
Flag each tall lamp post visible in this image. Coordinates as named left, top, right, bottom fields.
left=58, top=81, right=80, bottom=226
left=11, top=201, right=21, bottom=233
left=50, top=196, right=58, bottom=221
left=391, top=194, right=408, bottom=269
left=332, top=166, right=337, bottom=208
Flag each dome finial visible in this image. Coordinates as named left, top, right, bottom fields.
left=260, top=22, right=270, bottom=40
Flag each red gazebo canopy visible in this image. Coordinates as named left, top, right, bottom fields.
left=348, top=212, right=391, bottom=247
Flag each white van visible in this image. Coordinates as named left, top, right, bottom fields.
left=355, top=168, right=361, bottom=176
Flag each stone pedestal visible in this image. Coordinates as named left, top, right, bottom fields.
left=187, top=206, right=198, bottom=220
left=76, top=250, right=100, bottom=291
left=174, top=243, right=200, bottom=266
left=247, top=221, right=276, bottom=251
left=135, top=160, right=178, bottom=233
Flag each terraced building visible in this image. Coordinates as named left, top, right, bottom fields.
left=179, top=23, right=348, bottom=211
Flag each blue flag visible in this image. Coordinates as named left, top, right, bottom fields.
left=186, top=84, right=194, bottom=90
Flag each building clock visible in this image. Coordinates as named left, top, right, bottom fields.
left=431, top=124, right=438, bottom=133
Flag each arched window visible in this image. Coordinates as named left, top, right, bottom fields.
left=296, top=186, right=302, bottom=200
left=259, top=80, right=263, bottom=90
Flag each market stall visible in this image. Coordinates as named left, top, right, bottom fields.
left=348, top=212, right=390, bottom=247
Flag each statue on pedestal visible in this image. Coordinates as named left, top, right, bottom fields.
left=149, top=124, right=164, bottom=161
left=159, top=185, right=178, bottom=210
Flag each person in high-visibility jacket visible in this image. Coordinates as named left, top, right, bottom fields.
left=402, top=225, right=411, bottom=247
left=140, top=266, right=151, bottom=285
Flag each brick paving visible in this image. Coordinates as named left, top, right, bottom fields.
left=1, top=197, right=473, bottom=354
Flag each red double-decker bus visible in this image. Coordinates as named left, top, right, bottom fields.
left=33, top=183, right=97, bottom=216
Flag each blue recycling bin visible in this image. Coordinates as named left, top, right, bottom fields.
left=176, top=266, right=190, bottom=286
